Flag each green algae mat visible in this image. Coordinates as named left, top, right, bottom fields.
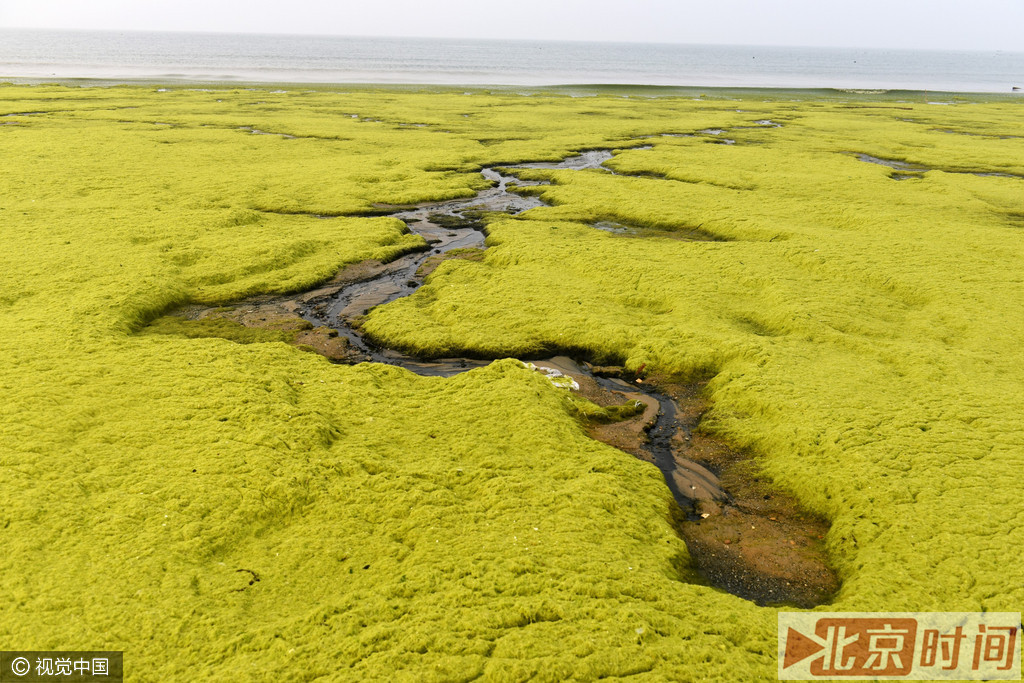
left=1, top=83, right=1022, bottom=680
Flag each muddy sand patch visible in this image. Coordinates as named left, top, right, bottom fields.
left=531, top=358, right=839, bottom=608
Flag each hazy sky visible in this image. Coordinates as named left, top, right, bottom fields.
left=2, top=0, right=1023, bottom=51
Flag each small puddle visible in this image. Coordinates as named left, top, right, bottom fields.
left=855, top=153, right=929, bottom=180
left=143, top=141, right=838, bottom=606
left=695, top=129, right=737, bottom=145
left=855, top=153, right=923, bottom=171
left=855, top=153, right=1024, bottom=181
left=241, top=126, right=297, bottom=139
left=511, top=149, right=615, bottom=171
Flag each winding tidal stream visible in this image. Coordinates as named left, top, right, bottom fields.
left=155, top=140, right=839, bottom=607
left=296, top=150, right=735, bottom=509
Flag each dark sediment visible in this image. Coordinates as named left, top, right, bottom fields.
left=530, top=358, right=838, bottom=608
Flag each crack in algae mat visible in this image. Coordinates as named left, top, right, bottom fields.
left=0, top=84, right=1022, bottom=681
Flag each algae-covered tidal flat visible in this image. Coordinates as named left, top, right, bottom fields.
left=1, top=83, right=1022, bottom=680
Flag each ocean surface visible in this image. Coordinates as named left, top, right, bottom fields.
left=1, top=29, right=1022, bottom=93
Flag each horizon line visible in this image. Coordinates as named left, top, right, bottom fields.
left=2, top=25, right=1023, bottom=55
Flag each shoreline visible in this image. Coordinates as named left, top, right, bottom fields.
left=2, top=77, right=1022, bottom=101
left=4, top=28, right=1022, bottom=96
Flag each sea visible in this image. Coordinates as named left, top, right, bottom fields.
left=1, top=28, right=1022, bottom=93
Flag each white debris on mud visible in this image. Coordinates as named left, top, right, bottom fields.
left=521, top=361, right=580, bottom=391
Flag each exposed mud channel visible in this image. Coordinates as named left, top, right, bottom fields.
left=855, top=151, right=1024, bottom=181
left=147, top=144, right=839, bottom=607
